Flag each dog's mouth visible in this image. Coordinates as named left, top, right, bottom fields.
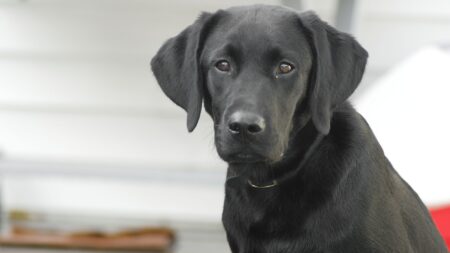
left=214, top=130, right=284, bottom=164
left=226, top=152, right=269, bottom=164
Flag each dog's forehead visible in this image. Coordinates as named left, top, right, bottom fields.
left=224, top=4, right=295, bottom=24
left=207, top=5, right=309, bottom=57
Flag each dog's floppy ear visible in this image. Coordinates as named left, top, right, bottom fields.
left=151, top=12, right=219, bottom=132
left=299, top=11, right=368, bottom=134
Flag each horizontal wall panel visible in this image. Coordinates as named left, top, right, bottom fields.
left=0, top=110, right=224, bottom=169
left=2, top=174, right=225, bottom=223
left=0, top=57, right=174, bottom=112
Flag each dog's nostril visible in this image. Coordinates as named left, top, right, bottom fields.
left=228, top=122, right=241, bottom=134
left=247, top=124, right=262, bottom=134
left=227, top=112, right=266, bottom=135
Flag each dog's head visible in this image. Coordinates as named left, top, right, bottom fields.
left=151, top=5, right=367, bottom=165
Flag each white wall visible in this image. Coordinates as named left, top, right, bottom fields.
left=0, top=0, right=449, bottom=225
left=356, top=46, right=450, bottom=206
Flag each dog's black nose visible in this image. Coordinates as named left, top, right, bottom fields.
left=227, top=111, right=265, bottom=135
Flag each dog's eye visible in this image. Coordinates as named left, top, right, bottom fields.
left=215, top=60, right=231, bottom=72
left=278, top=62, right=294, bottom=74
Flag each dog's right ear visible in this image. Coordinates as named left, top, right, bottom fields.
left=298, top=11, right=368, bottom=135
left=151, top=12, right=220, bottom=132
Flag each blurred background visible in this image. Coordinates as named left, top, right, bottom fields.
left=0, top=0, right=449, bottom=252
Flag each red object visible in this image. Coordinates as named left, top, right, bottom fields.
left=430, top=205, right=450, bottom=248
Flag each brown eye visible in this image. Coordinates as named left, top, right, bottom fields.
left=278, top=62, right=294, bottom=74
left=215, top=60, right=231, bottom=72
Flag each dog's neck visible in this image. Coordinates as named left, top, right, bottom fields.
left=227, top=118, right=323, bottom=188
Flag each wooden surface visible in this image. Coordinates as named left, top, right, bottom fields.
left=0, top=227, right=174, bottom=252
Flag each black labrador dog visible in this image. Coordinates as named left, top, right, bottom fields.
left=151, top=5, right=447, bottom=253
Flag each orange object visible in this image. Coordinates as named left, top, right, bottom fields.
left=0, top=226, right=175, bottom=252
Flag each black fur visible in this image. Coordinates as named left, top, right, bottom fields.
left=151, top=5, right=447, bottom=252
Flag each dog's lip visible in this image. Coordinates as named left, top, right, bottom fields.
left=237, top=153, right=254, bottom=159
left=227, top=152, right=268, bottom=164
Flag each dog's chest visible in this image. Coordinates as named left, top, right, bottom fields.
left=222, top=182, right=307, bottom=252
left=224, top=187, right=271, bottom=226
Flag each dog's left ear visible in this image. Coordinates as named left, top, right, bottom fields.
left=298, top=11, right=368, bottom=135
left=151, top=12, right=220, bottom=132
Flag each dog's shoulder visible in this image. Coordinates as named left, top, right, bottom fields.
left=325, top=102, right=383, bottom=160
